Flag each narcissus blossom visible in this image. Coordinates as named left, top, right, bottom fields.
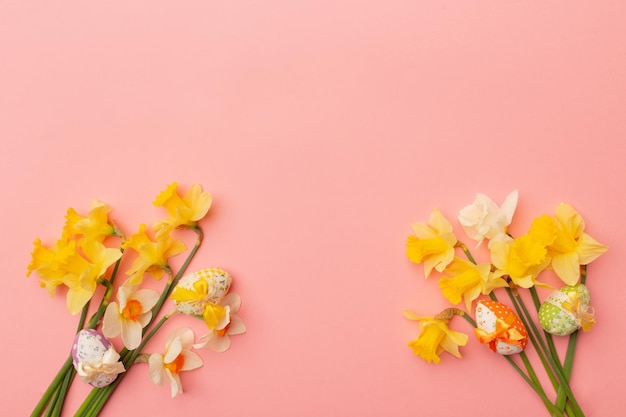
left=194, top=293, right=246, bottom=352
left=27, top=238, right=77, bottom=296
left=403, top=310, right=468, bottom=364
left=123, top=224, right=187, bottom=285
left=458, top=190, right=518, bottom=247
left=490, top=234, right=550, bottom=288
left=149, top=328, right=203, bottom=398
left=152, top=183, right=212, bottom=238
left=102, top=285, right=160, bottom=349
left=438, top=257, right=508, bottom=312
left=406, top=208, right=457, bottom=278
left=64, top=239, right=122, bottom=314
left=546, top=203, right=607, bottom=285
left=63, top=200, right=120, bottom=242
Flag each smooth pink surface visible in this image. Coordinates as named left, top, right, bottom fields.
left=1, top=1, right=625, bottom=416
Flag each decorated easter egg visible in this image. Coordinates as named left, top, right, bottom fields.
left=538, top=284, right=594, bottom=336
left=72, top=329, right=123, bottom=387
left=475, top=299, right=528, bottom=355
left=172, top=267, right=232, bottom=315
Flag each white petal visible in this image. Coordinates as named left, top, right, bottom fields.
left=500, top=190, right=519, bottom=224
left=121, top=319, right=143, bottom=350
left=102, top=302, right=121, bottom=339
left=166, top=327, right=195, bottom=351
left=181, top=351, right=203, bottom=371
left=166, top=370, right=182, bottom=398
left=137, top=311, right=153, bottom=328
left=164, top=337, right=183, bottom=363
left=209, top=335, right=231, bottom=352
left=228, top=316, right=246, bottom=335
left=148, top=354, right=164, bottom=385
left=223, top=293, right=241, bottom=312
left=133, top=289, right=160, bottom=311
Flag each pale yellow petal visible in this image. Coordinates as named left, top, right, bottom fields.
left=551, top=252, right=581, bottom=286
left=577, top=233, right=608, bottom=265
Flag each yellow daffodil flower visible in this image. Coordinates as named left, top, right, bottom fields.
left=438, top=257, right=508, bottom=312
left=403, top=310, right=468, bottom=364
left=102, top=285, right=160, bottom=350
left=27, top=238, right=77, bottom=296
left=62, top=239, right=123, bottom=314
left=123, top=224, right=187, bottom=285
left=152, top=183, right=212, bottom=238
left=63, top=200, right=120, bottom=242
left=490, top=233, right=550, bottom=288
left=148, top=327, right=203, bottom=398
left=406, top=208, right=457, bottom=278
left=193, top=293, right=246, bottom=352
left=546, top=203, right=608, bottom=286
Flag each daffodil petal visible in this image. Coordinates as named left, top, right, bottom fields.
left=102, top=302, right=121, bottom=339
left=121, top=319, right=143, bottom=350
left=551, top=252, right=581, bottom=286
left=181, top=351, right=203, bottom=371
left=148, top=354, right=165, bottom=385
left=577, top=233, right=608, bottom=265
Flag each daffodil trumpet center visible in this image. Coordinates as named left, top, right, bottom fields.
left=122, top=299, right=143, bottom=321
left=216, top=322, right=231, bottom=337
left=164, top=354, right=185, bottom=374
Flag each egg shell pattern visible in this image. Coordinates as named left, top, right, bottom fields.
left=475, top=300, right=528, bottom=355
left=173, top=267, right=232, bottom=315
left=72, top=329, right=118, bottom=387
left=538, top=284, right=590, bottom=336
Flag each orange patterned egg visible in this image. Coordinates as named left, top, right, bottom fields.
left=475, top=299, right=528, bottom=355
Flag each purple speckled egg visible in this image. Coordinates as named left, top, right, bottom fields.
left=72, top=329, right=118, bottom=387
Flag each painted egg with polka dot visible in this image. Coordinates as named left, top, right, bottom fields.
left=475, top=299, right=528, bottom=355
left=172, top=267, right=232, bottom=315
left=538, top=284, right=591, bottom=336
left=72, top=329, right=118, bottom=388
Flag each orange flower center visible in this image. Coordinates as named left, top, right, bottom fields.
left=164, top=354, right=185, bottom=374
left=122, top=299, right=143, bottom=321
left=216, top=323, right=231, bottom=337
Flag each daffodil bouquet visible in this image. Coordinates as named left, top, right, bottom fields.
left=27, top=183, right=246, bottom=417
left=404, top=191, right=607, bottom=417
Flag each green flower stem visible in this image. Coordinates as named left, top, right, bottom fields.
left=458, top=307, right=561, bottom=416
left=456, top=242, right=477, bottom=264
left=530, top=287, right=563, bottom=377
left=506, top=288, right=559, bottom=389
left=50, top=367, right=74, bottom=417
left=149, top=226, right=203, bottom=327
left=31, top=356, right=73, bottom=417
left=505, top=355, right=563, bottom=417
left=508, top=289, right=585, bottom=417
left=555, top=265, right=588, bottom=412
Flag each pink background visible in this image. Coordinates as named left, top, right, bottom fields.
left=1, top=1, right=625, bottom=416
